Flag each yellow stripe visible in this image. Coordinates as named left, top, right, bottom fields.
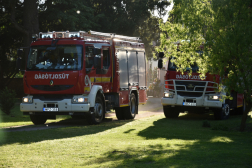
left=139, top=102, right=146, bottom=105
left=84, top=87, right=90, bottom=92
left=102, top=77, right=111, bottom=82
left=237, top=105, right=243, bottom=108
left=90, top=77, right=95, bottom=82
left=120, top=104, right=129, bottom=107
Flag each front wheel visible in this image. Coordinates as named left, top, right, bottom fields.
left=163, top=106, right=180, bottom=118
left=88, top=96, right=104, bottom=124
left=30, top=115, right=47, bottom=125
left=214, top=104, right=230, bottom=120
left=124, top=93, right=138, bottom=119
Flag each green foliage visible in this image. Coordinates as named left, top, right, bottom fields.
left=156, top=0, right=252, bottom=130
left=0, top=87, right=16, bottom=115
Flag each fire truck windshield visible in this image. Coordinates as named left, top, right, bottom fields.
left=26, top=45, right=83, bottom=70
left=168, top=51, right=202, bottom=72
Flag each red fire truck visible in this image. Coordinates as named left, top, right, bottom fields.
left=158, top=53, right=245, bottom=120
left=19, top=31, right=147, bottom=125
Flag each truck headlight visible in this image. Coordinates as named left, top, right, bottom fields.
left=208, top=95, right=220, bottom=100
left=72, top=96, right=88, bottom=104
left=22, top=97, right=33, bottom=103
left=164, top=92, right=173, bottom=98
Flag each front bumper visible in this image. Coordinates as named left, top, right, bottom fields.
left=161, top=95, right=222, bottom=108
left=20, top=98, right=90, bottom=113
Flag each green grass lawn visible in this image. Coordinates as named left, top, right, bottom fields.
left=0, top=110, right=252, bottom=168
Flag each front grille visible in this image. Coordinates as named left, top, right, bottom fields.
left=33, top=94, right=73, bottom=101
left=31, top=85, right=74, bottom=91
left=165, top=80, right=218, bottom=98
left=177, top=92, right=203, bottom=97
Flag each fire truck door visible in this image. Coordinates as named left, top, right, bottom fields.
left=85, top=46, right=102, bottom=86
left=101, top=46, right=111, bottom=93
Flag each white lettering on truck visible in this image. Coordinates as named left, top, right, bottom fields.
left=176, top=74, right=206, bottom=80
left=34, top=73, right=69, bottom=79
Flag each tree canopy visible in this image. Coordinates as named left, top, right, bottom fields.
left=156, top=0, right=252, bottom=131
left=0, top=0, right=170, bottom=87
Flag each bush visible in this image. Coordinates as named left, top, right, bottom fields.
left=0, top=87, right=16, bottom=115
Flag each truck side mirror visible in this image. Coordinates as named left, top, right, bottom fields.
left=158, top=59, right=163, bottom=69
left=17, top=49, right=23, bottom=70
left=16, top=57, right=22, bottom=70
left=17, top=49, right=23, bottom=57
left=159, top=52, right=164, bottom=58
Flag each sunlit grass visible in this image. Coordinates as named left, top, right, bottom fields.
left=1, top=112, right=252, bottom=167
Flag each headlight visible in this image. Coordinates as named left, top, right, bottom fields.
left=164, top=92, right=173, bottom=98
left=208, top=95, right=220, bottom=100
left=22, top=97, right=33, bottom=103
left=72, top=96, right=88, bottom=104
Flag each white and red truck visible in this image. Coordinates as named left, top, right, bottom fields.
left=158, top=53, right=244, bottom=120
left=18, top=31, right=147, bottom=125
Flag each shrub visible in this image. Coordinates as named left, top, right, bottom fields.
left=0, top=87, right=17, bottom=115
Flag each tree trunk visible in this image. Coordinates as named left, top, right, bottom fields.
left=23, top=0, right=39, bottom=48
left=240, top=98, right=252, bottom=132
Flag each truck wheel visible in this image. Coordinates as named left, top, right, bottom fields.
left=88, top=96, right=104, bottom=124
left=214, top=104, right=230, bottom=120
left=124, top=93, right=137, bottom=119
left=163, top=106, right=180, bottom=118
left=30, top=115, right=47, bottom=125
left=115, top=107, right=125, bottom=120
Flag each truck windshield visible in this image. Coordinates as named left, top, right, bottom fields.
left=168, top=51, right=202, bottom=72
left=26, top=45, right=83, bottom=70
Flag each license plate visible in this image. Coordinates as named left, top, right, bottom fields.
left=43, top=108, right=58, bottom=111
left=183, top=102, right=196, bottom=106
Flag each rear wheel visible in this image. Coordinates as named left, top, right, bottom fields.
left=88, top=96, right=104, bottom=124
left=214, top=104, right=230, bottom=120
left=163, top=106, right=180, bottom=118
left=124, top=93, right=138, bottom=119
left=30, top=115, right=47, bottom=125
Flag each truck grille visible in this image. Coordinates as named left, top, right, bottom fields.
left=165, top=80, right=218, bottom=97
left=31, top=85, right=74, bottom=91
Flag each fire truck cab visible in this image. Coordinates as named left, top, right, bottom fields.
left=19, top=31, right=147, bottom=125
left=158, top=53, right=244, bottom=120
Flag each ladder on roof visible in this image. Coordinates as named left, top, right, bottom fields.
left=38, top=30, right=141, bottom=43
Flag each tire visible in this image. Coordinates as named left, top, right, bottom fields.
left=124, top=93, right=138, bottom=119
left=88, top=96, right=104, bottom=124
left=214, top=104, right=230, bottom=120
left=115, top=107, right=125, bottom=120
left=30, top=115, right=47, bottom=125
left=163, top=106, right=180, bottom=118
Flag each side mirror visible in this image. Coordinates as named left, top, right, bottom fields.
left=16, top=57, right=22, bottom=70
left=17, top=49, right=23, bottom=57
left=158, top=59, right=163, bottom=69
left=159, top=52, right=164, bottom=58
